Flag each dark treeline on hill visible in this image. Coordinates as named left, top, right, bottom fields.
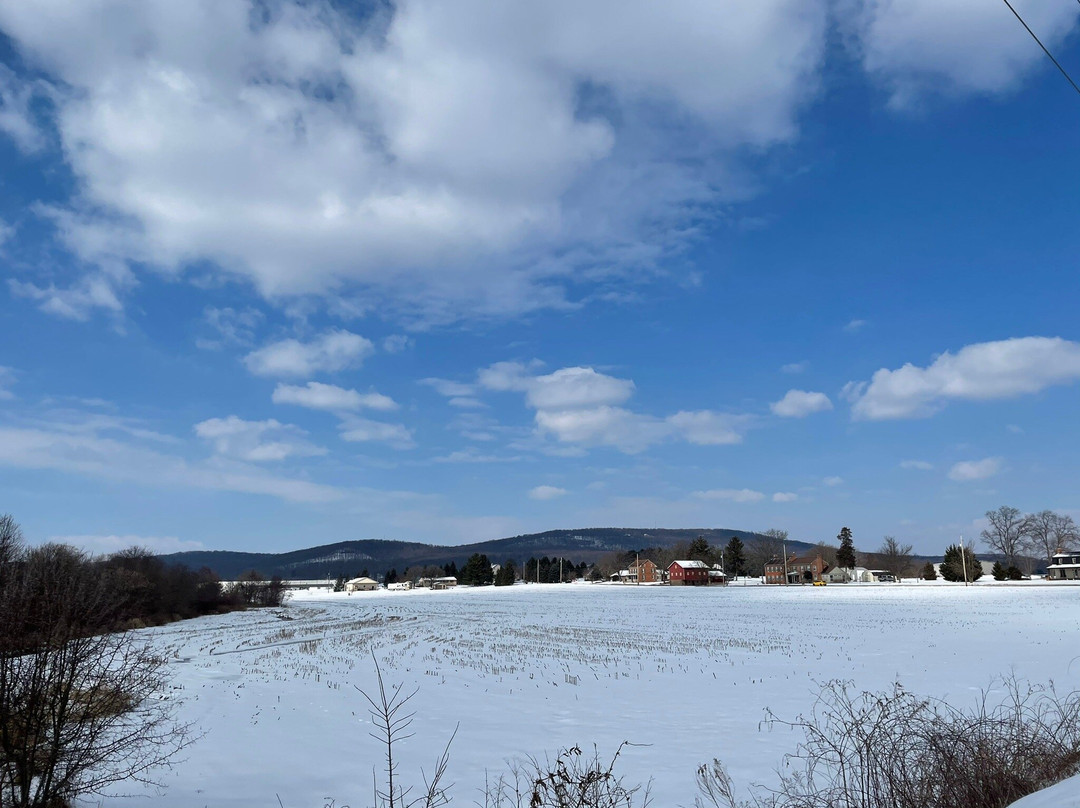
left=159, top=527, right=789, bottom=580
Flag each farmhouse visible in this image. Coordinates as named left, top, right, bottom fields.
left=668, top=559, right=709, bottom=586
left=764, top=553, right=829, bottom=584
left=345, top=576, right=379, bottom=592
left=1047, top=551, right=1080, bottom=580
left=630, top=559, right=659, bottom=583
left=418, top=576, right=458, bottom=589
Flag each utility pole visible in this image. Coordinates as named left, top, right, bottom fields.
left=635, top=553, right=639, bottom=585
left=559, top=557, right=563, bottom=584
left=783, top=542, right=789, bottom=586
left=960, top=534, right=969, bottom=586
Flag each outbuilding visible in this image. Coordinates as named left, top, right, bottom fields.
left=345, top=576, right=379, bottom=592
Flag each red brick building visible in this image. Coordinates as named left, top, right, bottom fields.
left=629, top=559, right=659, bottom=583
left=668, top=559, right=709, bottom=586
left=764, top=553, right=829, bottom=584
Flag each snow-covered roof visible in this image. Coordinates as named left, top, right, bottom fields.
left=671, top=559, right=708, bottom=569
left=347, top=577, right=378, bottom=584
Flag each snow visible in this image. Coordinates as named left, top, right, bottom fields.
left=1008, top=773, right=1080, bottom=808
left=81, top=582, right=1080, bottom=807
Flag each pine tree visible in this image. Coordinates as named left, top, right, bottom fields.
left=494, top=559, right=516, bottom=586
left=836, top=527, right=856, bottom=570
left=460, top=553, right=494, bottom=586
left=920, top=562, right=937, bottom=580
left=992, top=561, right=1006, bottom=581
left=333, top=575, right=346, bottom=592
left=1007, top=565, right=1023, bottom=581
left=385, top=568, right=398, bottom=584
left=940, top=545, right=982, bottom=582
left=724, top=536, right=746, bottom=579
left=688, top=535, right=711, bottom=562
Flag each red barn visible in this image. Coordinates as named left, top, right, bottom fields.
left=668, top=559, right=709, bottom=586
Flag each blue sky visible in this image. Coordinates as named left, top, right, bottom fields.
left=2, top=0, right=1080, bottom=556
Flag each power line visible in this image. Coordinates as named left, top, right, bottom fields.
left=1000, top=0, right=1080, bottom=96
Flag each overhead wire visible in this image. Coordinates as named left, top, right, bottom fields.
left=1000, top=0, right=1080, bottom=96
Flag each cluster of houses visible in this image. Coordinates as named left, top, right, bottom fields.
left=344, top=575, right=459, bottom=592
left=608, top=554, right=904, bottom=587
left=610, top=559, right=729, bottom=586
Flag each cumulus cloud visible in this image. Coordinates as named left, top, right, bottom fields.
left=0, top=0, right=831, bottom=322
left=528, top=485, right=567, bottom=500
left=273, top=381, right=397, bottom=412
left=947, top=457, right=1003, bottom=482
left=692, top=488, right=766, bottom=503
left=772, top=492, right=798, bottom=502
left=770, top=389, right=833, bottom=418
left=843, top=0, right=1080, bottom=106
left=194, top=415, right=326, bottom=462
left=0, top=64, right=44, bottom=152
left=244, top=330, right=374, bottom=378
left=481, top=361, right=753, bottom=453
left=848, top=337, right=1080, bottom=420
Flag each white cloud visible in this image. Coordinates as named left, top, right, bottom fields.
left=772, top=492, right=798, bottom=502
left=770, top=389, right=833, bottom=418
left=0, top=0, right=829, bottom=322
left=525, top=367, right=635, bottom=410
left=0, top=64, right=44, bottom=152
left=482, top=361, right=753, bottom=453
left=947, top=457, right=1003, bottom=482
left=843, top=0, right=1080, bottom=106
left=781, top=361, right=808, bottom=374
left=844, top=318, right=867, bottom=333
left=49, top=534, right=204, bottom=556
left=339, top=416, right=415, bottom=449
left=196, top=306, right=263, bottom=351
left=529, top=485, right=567, bottom=501
left=9, top=271, right=127, bottom=321
left=420, top=377, right=478, bottom=397
left=273, top=381, right=397, bottom=412
left=900, top=459, right=934, bottom=470
left=244, top=329, right=374, bottom=378
left=382, top=335, right=412, bottom=354
left=0, top=423, right=342, bottom=503
left=848, top=337, right=1080, bottom=420
left=194, top=415, right=325, bottom=462
left=823, top=476, right=843, bottom=486
left=692, top=488, right=766, bottom=503
left=667, top=410, right=750, bottom=445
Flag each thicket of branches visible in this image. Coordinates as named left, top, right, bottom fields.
left=697, top=678, right=1080, bottom=808
left=0, top=516, right=193, bottom=808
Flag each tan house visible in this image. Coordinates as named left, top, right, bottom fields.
left=345, top=576, right=379, bottom=592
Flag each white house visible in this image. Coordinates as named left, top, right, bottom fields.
left=1047, top=551, right=1080, bottom=581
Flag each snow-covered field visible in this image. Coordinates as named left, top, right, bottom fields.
left=86, top=582, right=1080, bottom=807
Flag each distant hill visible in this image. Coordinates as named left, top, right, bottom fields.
left=159, top=527, right=818, bottom=580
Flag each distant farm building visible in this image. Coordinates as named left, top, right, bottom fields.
left=387, top=581, right=413, bottom=591
left=417, top=576, right=458, bottom=590
left=708, top=565, right=727, bottom=585
left=631, top=559, right=659, bottom=583
left=345, top=576, right=379, bottom=592
left=668, top=559, right=709, bottom=586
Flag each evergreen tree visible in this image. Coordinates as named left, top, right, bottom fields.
left=723, top=536, right=746, bottom=579
left=333, top=575, right=346, bottom=592
left=460, top=553, right=494, bottom=586
left=384, top=568, right=398, bottom=584
left=940, top=545, right=982, bottom=582
left=920, top=562, right=937, bottom=581
left=688, top=535, right=711, bottom=562
left=836, top=527, right=856, bottom=570
left=1007, top=565, right=1023, bottom=581
left=494, top=559, right=516, bottom=586
left=991, top=561, right=1006, bottom=581
left=443, top=561, right=458, bottom=577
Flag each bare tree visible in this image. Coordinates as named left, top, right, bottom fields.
left=980, top=506, right=1029, bottom=568
left=747, top=529, right=787, bottom=577
left=357, top=653, right=454, bottom=808
left=0, top=529, right=192, bottom=808
left=877, top=536, right=914, bottom=579
left=1025, top=510, right=1080, bottom=567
